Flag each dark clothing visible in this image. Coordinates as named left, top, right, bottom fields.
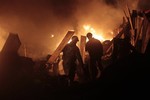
left=85, top=38, right=103, bottom=80
left=62, top=42, right=83, bottom=84
left=62, top=43, right=83, bottom=64
left=86, top=38, right=103, bottom=59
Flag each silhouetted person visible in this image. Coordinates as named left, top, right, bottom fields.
left=85, top=32, right=103, bottom=80
left=62, top=36, right=84, bottom=85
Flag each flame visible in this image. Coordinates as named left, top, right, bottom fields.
left=83, top=25, right=105, bottom=42
left=93, top=34, right=105, bottom=41
left=83, top=25, right=90, bottom=31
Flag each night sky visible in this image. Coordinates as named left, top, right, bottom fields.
left=0, top=0, right=149, bottom=59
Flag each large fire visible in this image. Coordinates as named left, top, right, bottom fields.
left=83, top=24, right=113, bottom=42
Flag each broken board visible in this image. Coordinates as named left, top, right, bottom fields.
left=47, top=31, right=75, bottom=64
left=1, top=33, right=21, bottom=54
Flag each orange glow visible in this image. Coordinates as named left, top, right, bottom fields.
left=68, top=39, right=72, bottom=43
left=83, top=25, right=105, bottom=42
left=110, top=31, right=114, bottom=35
left=51, top=34, right=54, bottom=38
left=0, top=28, right=7, bottom=51
left=0, top=37, right=5, bottom=51
left=93, top=34, right=105, bottom=41
left=83, top=25, right=91, bottom=31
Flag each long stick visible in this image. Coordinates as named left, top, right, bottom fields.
left=126, top=5, right=135, bottom=46
left=80, top=35, right=86, bottom=63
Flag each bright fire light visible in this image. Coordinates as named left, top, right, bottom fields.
left=83, top=25, right=90, bottom=31
left=83, top=25, right=105, bottom=42
left=51, top=34, right=54, bottom=38
left=93, top=34, right=105, bottom=42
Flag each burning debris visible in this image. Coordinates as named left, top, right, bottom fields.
left=0, top=6, right=149, bottom=85
left=0, top=1, right=149, bottom=99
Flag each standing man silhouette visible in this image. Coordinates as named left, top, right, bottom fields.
left=62, top=36, right=84, bottom=85
left=85, top=32, right=103, bottom=80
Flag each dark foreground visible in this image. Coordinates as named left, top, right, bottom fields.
left=0, top=53, right=149, bottom=100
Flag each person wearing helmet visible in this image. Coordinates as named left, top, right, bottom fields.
left=62, top=36, right=83, bottom=86
left=86, top=32, right=103, bottom=80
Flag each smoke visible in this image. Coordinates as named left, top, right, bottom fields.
left=0, top=0, right=147, bottom=59
left=138, top=0, right=150, bottom=10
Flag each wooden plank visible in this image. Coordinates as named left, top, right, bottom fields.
left=141, top=18, right=150, bottom=53
left=126, top=5, right=135, bottom=46
left=141, top=16, right=149, bottom=53
left=47, top=31, right=75, bottom=64
left=105, top=23, right=127, bottom=54
left=126, top=5, right=133, bottom=29
left=80, top=35, right=86, bottom=63
left=135, top=17, right=144, bottom=45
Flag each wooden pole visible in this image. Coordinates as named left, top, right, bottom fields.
left=141, top=17, right=150, bottom=53
left=126, top=5, right=135, bottom=46
left=80, top=35, right=86, bottom=63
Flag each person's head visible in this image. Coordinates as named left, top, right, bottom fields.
left=86, top=32, right=93, bottom=39
left=71, top=36, right=79, bottom=43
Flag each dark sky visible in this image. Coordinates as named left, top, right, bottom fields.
left=0, top=0, right=149, bottom=59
